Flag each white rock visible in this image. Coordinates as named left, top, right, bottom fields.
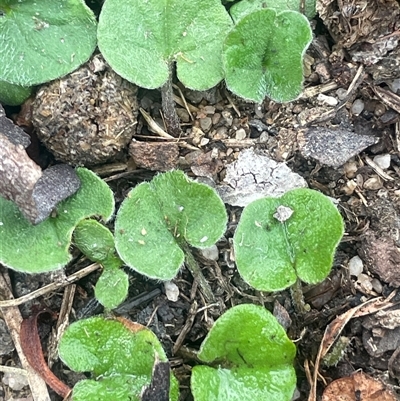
left=336, top=88, right=348, bottom=100
left=200, top=244, right=219, bottom=261
left=373, top=154, right=391, bottom=170
left=317, top=93, right=338, bottom=107
left=164, top=281, right=179, bottom=302
left=349, top=255, right=363, bottom=277
left=2, top=372, right=29, bottom=391
left=235, top=128, right=247, bottom=140
left=351, top=99, right=364, bottom=114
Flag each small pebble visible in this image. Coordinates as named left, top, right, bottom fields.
left=212, top=112, right=221, bottom=125
left=235, top=128, right=247, bottom=140
left=373, top=154, right=391, bottom=170
left=357, top=273, right=373, bottom=293
left=213, top=126, right=228, bottom=139
left=351, top=99, right=364, bottom=114
left=349, top=255, right=363, bottom=277
left=259, top=132, right=269, bottom=143
left=388, top=78, right=400, bottom=92
left=2, top=372, right=29, bottom=391
left=164, top=281, right=179, bottom=302
left=221, top=110, right=233, bottom=126
left=200, top=137, right=209, bottom=147
left=254, top=104, right=263, bottom=118
left=343, top=161, right=358, bottom=178
left=336, top=88, right=348, bottom=100
left=363, top=176, right=383, bottom=190
left=199, top=117, right=212, bottom=132
left=176, top=108, right=190, bottom=123
left=317, top=93, right=338, bottom=107
left=203, top=105, right=215, bottom=114
left=371, top=278, right=383, bottom=294
left=200, top=244, right=219, bottom=261
left=374, top=103, right=386, bottom=117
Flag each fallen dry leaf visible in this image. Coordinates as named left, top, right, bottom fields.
left=322, top=371, right=396, bottom=401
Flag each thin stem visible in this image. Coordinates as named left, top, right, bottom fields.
left=290, top=278, right=310, bottom=314
left=179, top=240, right=215, bottom=304
left=160, top=63, right=182, bottom=137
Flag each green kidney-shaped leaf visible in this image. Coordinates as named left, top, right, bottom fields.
left=230, top=0, right=316, bottom=22
left=0, top=0, right=97, bottom=86
left=192, top=304, right=296, bottom=401
left=0, top=168, right=114, bottom=273
left=115, top=170, right=227, bottom=281
left=223, top=9, right=312, bottom=103
left=98, top=0, right=233, bottom=90
left=59, top=317, right=179, bottom=401
left=0, top=80, right=33, bottom=106
left=73, top=219, right=116, bottom=263
left=233, top=188, right=344, bottom=292
left=95, top=268, right=129, bottom=309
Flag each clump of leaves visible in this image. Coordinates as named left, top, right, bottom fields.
left=114, top=170, right=227, bottom=291
left=223, top=9, right=312, bottom=103
left=73, top=219, right=128, bottom=309
left=191, top=304, right=297, bottom=401
left=97, top=0, right=232, bottom=134
left=0, top=168, right=114, bottom=273
left=0, top=0, right=97, bottom=87
left=59, top=316, right=179, bottom=401
left=233, top=188, right=344, bottom=292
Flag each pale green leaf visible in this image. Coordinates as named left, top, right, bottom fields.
left=233, top=188, right=344, bottom=291
left=59, top=317, right=179, bottom=401
left=98, top=0, right=233, bottom=90
left=0, top=168, right=114, bottom=273
left=192, top=304, right=296, bottom=401
left=223, top=9, right=312, bottom=103
left=115, top=170, right=227, bottom=281
left=95, top=268, right=129, bottom=309
left=73, top=219, right=116, bottom=263
left=0, top=0, right=97, bottom=86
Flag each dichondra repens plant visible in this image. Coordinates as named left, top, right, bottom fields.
left=1, top=169, right=343, bottom=400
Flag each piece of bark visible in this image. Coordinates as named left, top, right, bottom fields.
left=0, top=104, right=31, bottom=147
left=130, top=140, right=179, bottom=171
left=297, top=127, right=378, bottom=167
left=185, top=150, right=223, bottom=179
left=0, top=107, right=81, bottom=224
left=358, top=231, right=400, bottom=288
left=0, top=132, right=80, bottom=224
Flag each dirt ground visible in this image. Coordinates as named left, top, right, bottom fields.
left=1, top=0, right=400, bottom=400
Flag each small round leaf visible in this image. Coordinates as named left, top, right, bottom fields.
left=192, top=304, right=296, bottom=401
left=73, top=219, right=116, bottom=263
left=115, top=170, right=227, bottom=281
left=59, top=317, right=179, bottom=401
left=0, top=168, right=114, bottom=273
left=95, top=268, right=129, bottom=310
left=98, top=0, right=233, bottom=90
left=223, top=9, right=312, bottom=103
left=233, top=188, right=344, bottom=291
left=0, top=0, right=97, bottom=86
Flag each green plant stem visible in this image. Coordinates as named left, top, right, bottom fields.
left=290, top=278, right=310, bottom=314
left=179, top=240, right=215, bottom=304
left=161, top=64, right=182, bottom=137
